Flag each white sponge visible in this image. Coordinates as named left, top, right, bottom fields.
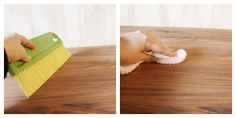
left=120, top=61, right=143, bottom=75
left=152, top=49, right=187, bottom=64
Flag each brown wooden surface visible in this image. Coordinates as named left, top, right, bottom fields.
left=4, top=46, right=116, bottom=114
left=120, top=26, right=232, bottom=114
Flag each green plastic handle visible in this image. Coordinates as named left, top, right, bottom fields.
left=9, top=32, right=63, bottom=75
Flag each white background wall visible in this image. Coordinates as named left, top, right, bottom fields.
left=121, top=4, right=232, bottom=29
left=5, top=5, right=116, bottom=47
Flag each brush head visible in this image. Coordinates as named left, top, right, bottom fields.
left=153, top=49, right=187, bottom=64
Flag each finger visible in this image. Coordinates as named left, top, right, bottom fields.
left=161, top=48, right=177, bottom=57
left=138, top=53, right=151, bottom=61
left=21, top=54, right=32, bottom=62
left=143, top=55, right=156, bottom=62
left=17, top=43, right=32, bottom=62
left=146, top=43, right=177, bottom=57
left=147, top=43, right=164, bottom=53
left=146, top=37, right=177, bottom=57
left=18, top=34, right=35, bottom=49
left=144, top=33, right=165, bottom=53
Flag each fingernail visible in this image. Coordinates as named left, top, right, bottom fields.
left=27, top=55, right=32, bottom=61
left=24, top=55, right=31, bottom=62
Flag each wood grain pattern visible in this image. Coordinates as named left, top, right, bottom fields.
left=4, top=46, right=116, bottom=114
left=120, top=26, right=232, bottom=114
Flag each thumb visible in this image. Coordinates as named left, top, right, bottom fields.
left=147, top=43, right=177, bottom=57
left=144, top=32, right=177, bottom=57
left=161, top=48, right=177, bottom=57
left=138, top=53, right=152, bottom=61
left=21, top=54, right=32, bottom=62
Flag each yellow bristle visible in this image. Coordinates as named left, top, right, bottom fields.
left=14, top=45, right=71, bottom=97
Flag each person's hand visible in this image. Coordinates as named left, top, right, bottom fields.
left=4, top=33, right=35, bottom=63
left=120, top=30, right=176, bottom=66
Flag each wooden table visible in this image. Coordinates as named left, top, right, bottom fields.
left=4, top=46, right=116, bottom=114
left=120, top=26, right=232, bottom=114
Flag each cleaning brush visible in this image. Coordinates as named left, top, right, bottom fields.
left=8, top=32, right=71, bottom=97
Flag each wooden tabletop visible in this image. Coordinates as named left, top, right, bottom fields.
left=4, top=46, right=116, bottom=114
left=120, top=26, right=232, bottom=114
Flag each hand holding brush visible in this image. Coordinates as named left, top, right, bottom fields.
left=5, top=33, right=35, bottom=62
left=4, top=33, right=35, bottom=78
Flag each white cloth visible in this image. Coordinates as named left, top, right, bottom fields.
left=120, top=49, right=187, bottom=75
left=120, top=61, right=143, bottom=75
left=152, top=49, right=187, bottom=64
